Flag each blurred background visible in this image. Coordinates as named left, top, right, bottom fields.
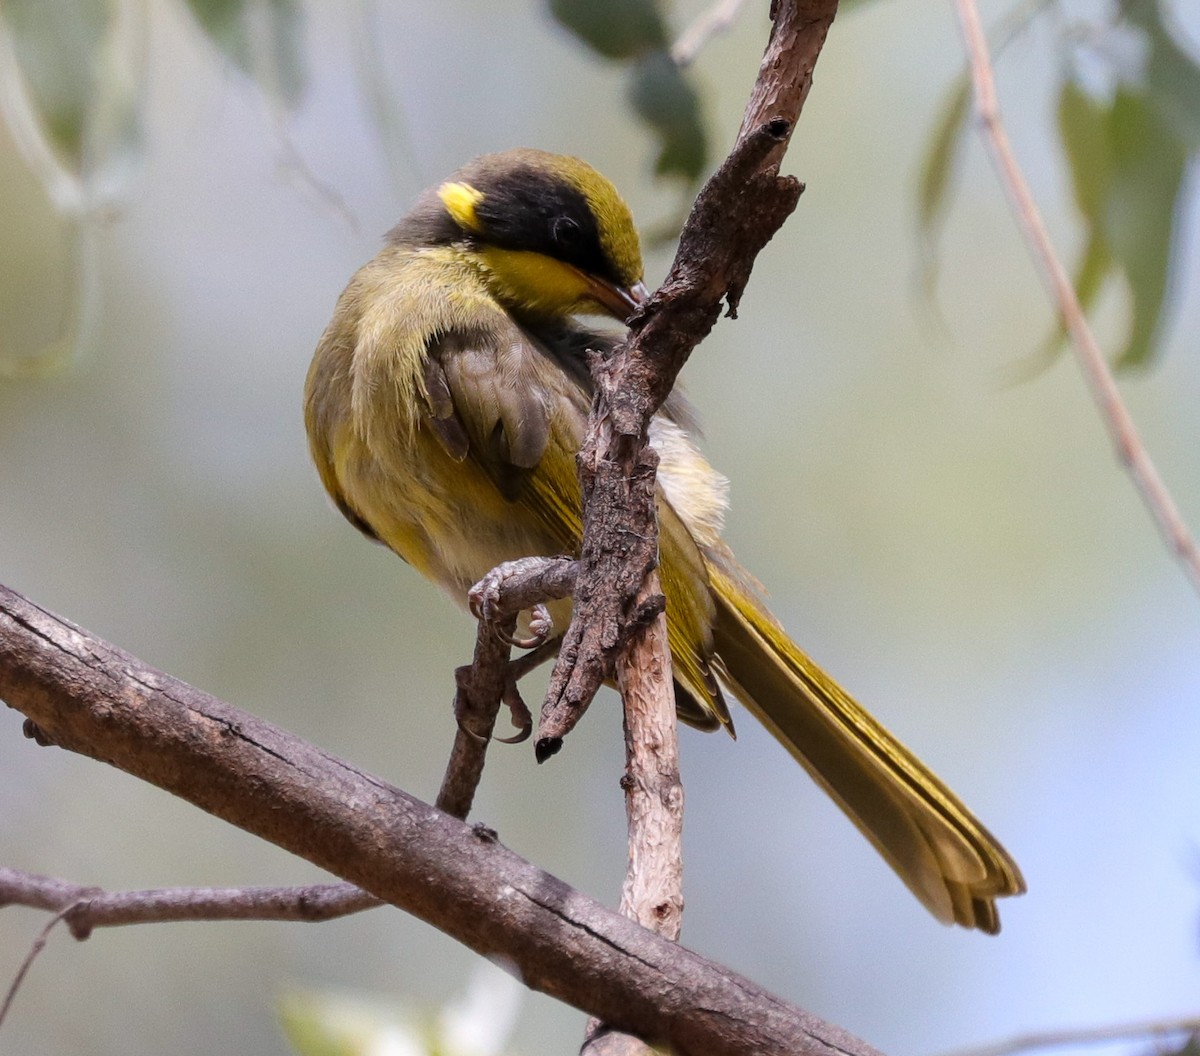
left=2, top=1, right=1199, bottom=1054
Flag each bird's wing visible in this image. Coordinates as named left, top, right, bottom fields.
left=424, top=322, right=731, bottom=730
left=423, top=324, right=588, bottom=539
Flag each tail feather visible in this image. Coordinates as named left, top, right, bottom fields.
left=707, top=561, right=1025, bottom=932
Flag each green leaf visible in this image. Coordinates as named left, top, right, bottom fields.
left=547, top=0, right=668, bottom=60
left=917, top=73, right=972, bottom=240
left=627, top=50, right=707, bottom=181
left=0, top=0, right=147, bottom=217
left=1027, top=78, right=1117, bottom=366
left=1057, top=78, right=1113, bottom=221
left=182, top=0, right=306, bottom=108
left=1070, top=231, right=1113, bottom=323
left=1104, top=84, right=1188, bottom=367
left=1048, top=78, right=1187, bottom=368
left=1122, top=0, right=1200, bottom=147
left=0, top=0, right=109, bottom=169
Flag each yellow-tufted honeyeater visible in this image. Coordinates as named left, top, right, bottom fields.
left=304, top=149, right=1024, bottom=932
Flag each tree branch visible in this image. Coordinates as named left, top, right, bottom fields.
left=934, top=1015, right=1200, bottom=1056
left=582, top=577, right=683, bottom=1056
left=672, top=0, right=752, bottom=67
left=0, top=581, right=882, bottom=1056
left=0, top=868, right=380, bottom=936
left=537, top=0, right=836, bottom=754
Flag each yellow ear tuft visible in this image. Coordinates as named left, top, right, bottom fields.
left=438, top=181, right=485, bottom=233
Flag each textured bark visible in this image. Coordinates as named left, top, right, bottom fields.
left=0, top=582, right=882, bottom=1056
left=583, top=579, right=683, bottom=1056
left=539, top=0, right=837, bottom=748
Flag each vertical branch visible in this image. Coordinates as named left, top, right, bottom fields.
left=614, top=594, right=684, bottom=941
left=582, top=577, right=683, bottom=1056
left=435, top=616, right=513, bottom=819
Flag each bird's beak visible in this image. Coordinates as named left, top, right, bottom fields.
left=584, top=276, right=650, bottom=321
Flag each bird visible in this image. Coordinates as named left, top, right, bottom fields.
left=304, top=148, right=1025, bottom=932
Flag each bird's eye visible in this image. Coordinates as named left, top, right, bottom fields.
left=552, top=216, right=581, bottom=248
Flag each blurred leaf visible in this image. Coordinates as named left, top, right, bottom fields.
left=627, top=49, right=707, bottom=180
left=1058, top=78, right=1112, bottom=221
left=1069, top=232, right=1112, bottom=331
left=917, top=73, right=971, bottom=244
left=1028, top=231, right=1111, bottom=375
left=182, top=0, right=306, bottom=108
left=547, top=0, right=707, bottom=183
left=547, top=0, right=667, bottom=60
left=0, top=0, right=108, bottom=167
left=1043, top=78, right=1187, bottom=369
left=1121, top=0, right=1200, bottom=147
left=0, top=0, right=145, bottom=373
left=1030, top=78, right=1117, bottom=366
left=279, top=991, right=429, bottom=1056
left=279, top=968, right=523, bottom=1056
left=1103, top=84, right=1188, bottom=367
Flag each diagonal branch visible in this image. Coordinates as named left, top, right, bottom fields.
left=952, top=0, right=1200, bottom=599
left=538, top=0, right=837, bottom=753
left=0, top=581, right=882, bottom=1056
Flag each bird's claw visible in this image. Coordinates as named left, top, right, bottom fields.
left=468, top=567, right=554, bottom=650
left=495, top=678, right=533, bottom=744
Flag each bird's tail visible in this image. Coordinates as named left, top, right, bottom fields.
left=706, top=557, right=1025, bottom=932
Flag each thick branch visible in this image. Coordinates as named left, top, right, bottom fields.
left=0, top=582, right=881, bottom=1056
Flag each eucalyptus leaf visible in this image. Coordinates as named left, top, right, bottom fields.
left=1104, top=85, right=1188, bottom=367
left=547, top=0, right=668, bottom=60
left=1057, top=78, right=1112, bottom=222
left=182, top=0, right=306, bottom=108
left=0, top=0, right=146, bottom=215
left=0, top=0, right=107, bottom=168
left=1031, top=230, right=1111, bottom=370
left=628, top=49, right=707, bottom=181
left=917, top=73, right=971, bottom=243
left=1028, top=78, right=1118, bottom=366
left=1122, top=0, right=1200, bottom=147
left=1043, top=78, right=1187, bottom=368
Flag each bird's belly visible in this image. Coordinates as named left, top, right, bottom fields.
left=334, top=425, right=569, bottom=604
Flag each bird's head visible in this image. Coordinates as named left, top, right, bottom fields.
left=392, top=149, right=649, bottom=321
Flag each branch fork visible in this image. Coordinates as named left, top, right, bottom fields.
left=0, top=4, right=849, bottom=1053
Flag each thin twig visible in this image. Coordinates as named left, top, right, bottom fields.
left=952, top=0, right=1200, bottom=598
left=671, top=0, right=752, bottom=66
left=436, top=557, right=577, bottom=819
left=0, top=867, right=380, bottom=938
left=0, top=901, right=84, bottom=1029
left=436, top=618, right=515, bottom=820
left=934, top=1015, right=1200, bottom=1056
